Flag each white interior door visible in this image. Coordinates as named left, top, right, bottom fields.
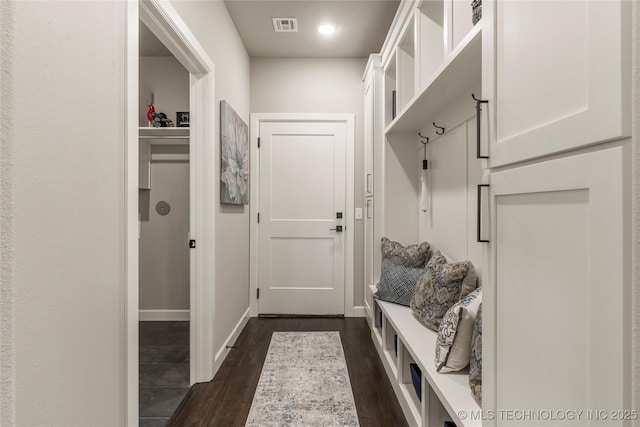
left=258, top=121, right=347, bottom=315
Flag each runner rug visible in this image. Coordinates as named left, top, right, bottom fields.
left=245, top=331, right=360, bottom=426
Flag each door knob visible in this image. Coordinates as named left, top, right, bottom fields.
left=329, top=226, right=343, bottom=232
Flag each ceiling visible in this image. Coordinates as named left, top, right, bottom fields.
left=225, top=0, right=400, bottom=58
left=139, top=22, right=172, bottom=56
left=140, top=1, right=399, bottom=58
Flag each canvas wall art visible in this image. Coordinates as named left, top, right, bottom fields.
left=220, top=100, right=249, bottom=205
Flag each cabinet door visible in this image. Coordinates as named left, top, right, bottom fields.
left=488, top=0, right=630, bottom=167
left=364, top=197, right=375, bottom=289
left=485, top=147, right=626, bottom=425
left=364, top=77, right=374, bottom=196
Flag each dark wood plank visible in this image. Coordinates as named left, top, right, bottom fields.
left=167, top=317, right=407, bottom=427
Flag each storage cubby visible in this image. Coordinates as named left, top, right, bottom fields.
left=425, top=388, right=454, bottom=427
left=371, top=299, right=481, bottom=427
left=373, top=300, right=383, bottom=347
left=382, top=318, right=399, bottom=377
left=451, top=0, right=475, bottom=50
left=384, top=52, right=397, bottom=126
left=400, top=347, right=421, bottom=414
left=384, top=321, right=398, bottom=358
left=418, top=0, right=444, bottom=89
left=397, top=16, right=416, bottom=113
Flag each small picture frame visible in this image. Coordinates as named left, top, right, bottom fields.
left=177, top=112, right=190, bottom=127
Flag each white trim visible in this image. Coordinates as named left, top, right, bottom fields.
left=250, top=113, right=356, bottom=317
left=124, top=2, right=139, bottom=425
left=139, top=310, right=190, bottom=321
left=128, top=2, right=217, bottom=425
left=139, top=0, right=213, bottom=74
left=350, top=306, right=366, bottom=318
left=190, top=70, right=217, bottom=384
left=212, top=308, right=251, bottom=374
left=151, top=153, right=189, bottom=161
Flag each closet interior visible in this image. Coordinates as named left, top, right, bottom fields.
left=138, top=21, right=191, bottom=425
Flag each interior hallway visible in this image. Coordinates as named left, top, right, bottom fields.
left=168, top=318, right=407, bottom=427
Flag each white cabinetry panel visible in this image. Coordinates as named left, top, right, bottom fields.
left=423, top=124, right=468, bottom=261
left=364, top=197, right=375, bottom=289
left=364, top=77, right=374, bottom=197
left=489, top=0, right=630, bottom=167
left=486, top=147, right=625, bottom=426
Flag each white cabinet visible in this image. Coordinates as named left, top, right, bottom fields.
left=369, top=0, right=632, bottom=426
left=487, top=0, right=631, bottom=167
left=363, top=55, right=384, bottom=325
left=485, top=147, right=627, bottom=425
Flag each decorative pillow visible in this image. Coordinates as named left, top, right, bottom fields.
left=435, top=288, right=482, bottom=373
left=469, top=303, right=482, bottom=406
left=381, top=237, right=431, bottom=268
left=373, top=258, right=423, bottom=306
left=410, top=252, right=477, bottom=331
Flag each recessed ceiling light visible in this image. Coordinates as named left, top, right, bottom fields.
left=318, top=23, right=336, bottom=36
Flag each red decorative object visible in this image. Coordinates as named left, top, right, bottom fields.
left=147, top=104, right=155, bottom=122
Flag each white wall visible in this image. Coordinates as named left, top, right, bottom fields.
left=140, top=156, right=190, bottom=311
left=171, top=0, right=251, bottom=352
left=251, top=57, right=367, bottom=306
left=2, top=1, right=126, bottom=425
left=632, top=1, right=640, bottom=422
left=139, top=56, right=189, bottom=127
left=139, top=56, right=190, bottom=312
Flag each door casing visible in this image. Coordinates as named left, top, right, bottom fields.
left=249, top=114, right=356, bottom=317
left=126, top=1, right=216, bottom=425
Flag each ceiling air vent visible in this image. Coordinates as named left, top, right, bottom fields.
left=272, top=18, right=298, bottom=33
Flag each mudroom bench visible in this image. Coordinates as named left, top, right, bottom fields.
left=370, top=285, right=481, bottom=427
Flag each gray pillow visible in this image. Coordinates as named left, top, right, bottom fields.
left=435, top=288, right=482, bottom=373
left=469, top=303, right=482, bottom=406
left=374, top=258, right=423, bottom=306
left=410, top=252, right=477, bottom=331
left=381, top=237, right=431, bottom=268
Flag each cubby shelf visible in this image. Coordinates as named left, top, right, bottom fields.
left=385, top=23, right=481, bottom=135
left=375, top=299, right=481, bottom=427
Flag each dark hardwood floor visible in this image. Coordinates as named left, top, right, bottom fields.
left=168, top=317, right=407, bottom=427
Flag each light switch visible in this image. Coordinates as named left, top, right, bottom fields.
left=355, top=208, right=363, bottom=220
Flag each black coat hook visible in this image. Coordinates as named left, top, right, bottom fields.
left=471, top=93, right=488, bottom=103
left=418, top=132, right=429, bottom=144
left=433, top=122, right=445, bottom=135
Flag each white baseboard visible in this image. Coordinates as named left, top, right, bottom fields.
left=212, top=307, right=250, bottom=376
left=349, top=306, right=366, bottom=317
left=139, top=309, right=190, bottom=321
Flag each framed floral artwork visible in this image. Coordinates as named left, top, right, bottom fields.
left=220, top=100, right=249, bottom=205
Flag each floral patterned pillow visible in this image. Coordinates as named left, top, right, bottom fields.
left=381, top=237, right=431, bottom=268
left=410, top=252, right=477, bottom=331
left=435, top=288, right=482, bottom=373
left=469, top=303, right=482, bottom=406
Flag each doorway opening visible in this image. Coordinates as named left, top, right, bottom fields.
left=138, top=19, right=191, bottom=424
left=126, top=2, right=216, bottom=425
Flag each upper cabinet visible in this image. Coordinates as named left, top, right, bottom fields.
left=384, top=0, right=482, bottom=134
left=486, top=0, right=631, bottom=167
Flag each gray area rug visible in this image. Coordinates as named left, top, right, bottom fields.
left=245, top=331, right=360, bottom=427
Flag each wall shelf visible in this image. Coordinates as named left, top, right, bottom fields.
left=139, top=127, right=190, bottom=145
left=385, top=24, right=481, bottom=135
